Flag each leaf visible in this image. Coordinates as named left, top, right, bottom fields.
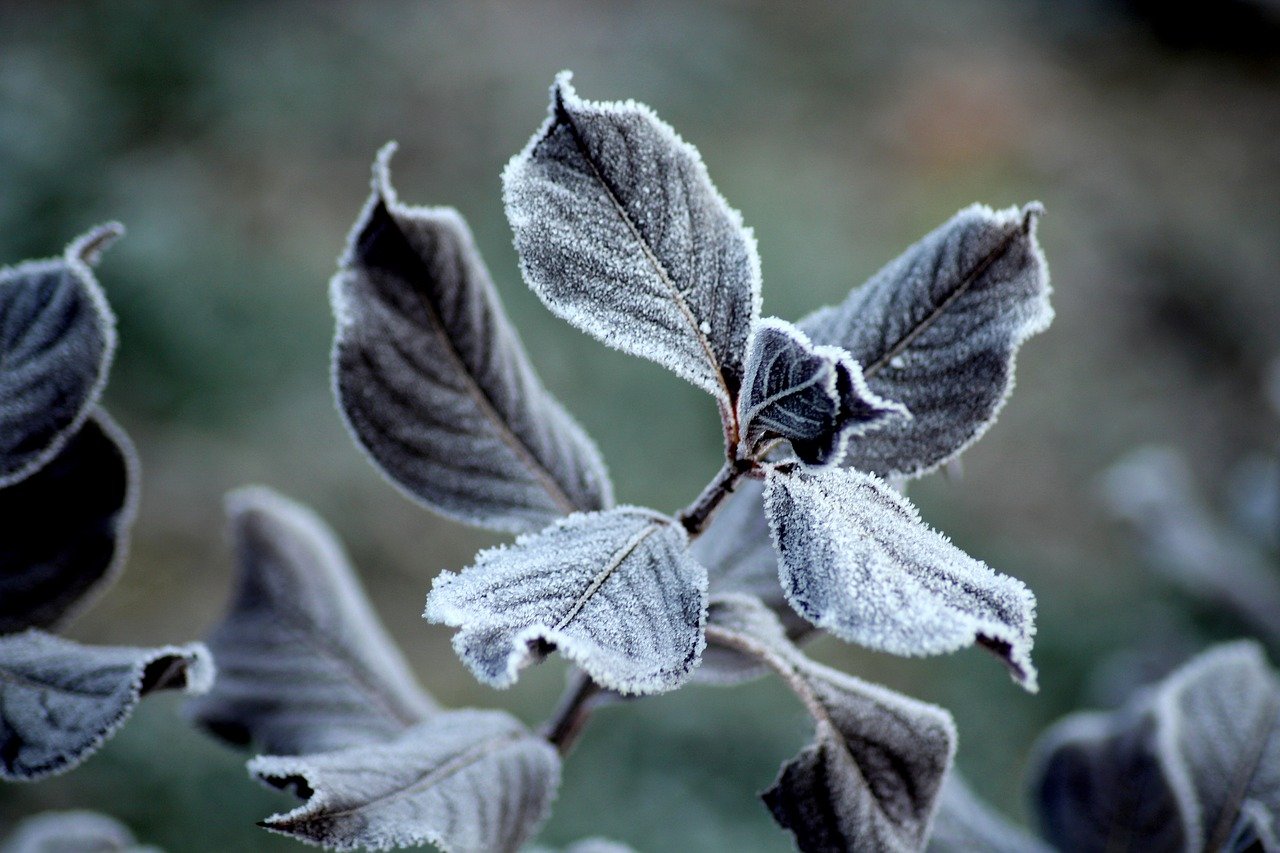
left=1153, top=641, right=1280, bottom=851
left=0, top=224, right=121, bottom=488
left=1, top=810, right=154, bottom=853
left=926, top=773, right=1051, bottom=853
left=0, top=629, right=213, bottom=781
left=425, top=507, right=707, bottom=695
left=693, top=593, right=786, bottom=686
left=800, top=203, right=1051, bottom=479
left=1029, top=708, right=1189, bottom=852
left=737, top=318, right=906, bottom=468
left=764, top=465, right=1038, bottom=689
left=703, top=597, right=956, bottom=853
left=0, top=411, right=137, bottom=634
left=333, top=145, right=612, bottom=534
left=251, top=709, right=560, bottom=853
left=502, top=72, right=761, bottom=411
left=186, top=486, right=437, bottom=755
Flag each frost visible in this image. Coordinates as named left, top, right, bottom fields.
left=333, top=145, right=612, bottom=534
left=926, top=773, right=1050, bottom=853
left=737, top=318, right=906, bottom=467
left=703, top=597, right=955, bottom=853
left=764, top=465, right=1038, bottom=689
left=186, top=487, right=437, bottom=755
left=426, top=507, right=707, bottom=695
left=0, top=224, right=121, bottom=488
left=0, top=411, right=137, bottom=634
left=0, top=629, right=213, bottom=781
left=252, top=710, right=560, bottom=853
left=502, top=72, right=761, bottom=410
left=0, top=810, right=154, bottom=853
left=800, top=203, right=1051, bottom=479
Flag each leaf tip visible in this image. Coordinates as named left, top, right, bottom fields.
left=68, top=222, right=125, bottom=268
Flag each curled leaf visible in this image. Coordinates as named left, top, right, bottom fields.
left=0, top=630, right=213, bottom=781
left=186, top=487, right=436, bottom=755
left=333, top=145, right=612, bottom=534
left=764, top=465, right=1037, bottom=689
left=0, top=224, right=121, bottom=488
left=426, top=507, right=707, bottom=695
left=502, top=72, right=761, bottom=411
left=251, top=709, right=560, bottom=853
left=801, top=203, right=1051, bottom=479
left=0, top=411, right=137, bottom=634
left=737, top=318, right=905, bottom=467
left=0, top=810, right=152, bottom=853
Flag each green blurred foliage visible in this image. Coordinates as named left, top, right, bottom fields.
left=2, top=0, right=1278, bottom=849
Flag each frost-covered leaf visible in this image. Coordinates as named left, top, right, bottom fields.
left=426, top=507, right=707, bottom=694
left=251, top=709, right=559, bottom=853
left=926, top=773, right=1050, bottom=853
left=1154, top=641, right=1280, bottom=851
left=0, top=810, right=154, bottom=853
left=693, top=593, right=787, bottom=686
left=333, top=146, right=612, bottom=534
left=1029, top=707, right=1189, bottom=852
left=1222, top=800, right=1279, bottom=853
left=502, top=72, right=760, bottom=410
left=800, top=203, right=1051, bottom=479
left=187, top=487, right=435, bottom=755
left=0, top=225, right=121, bottom=488
left=0, top=630, right=212, bottom=781
left=526, top=840, right=636, bottom=853
left=765, top=465, right=1038, bottom=688
left=0, top=411, right=137, bottom=634
left=737, top=318, right=905, bottom=467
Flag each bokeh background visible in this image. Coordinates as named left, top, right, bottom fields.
left=2, top=1, right=1279, bottom=850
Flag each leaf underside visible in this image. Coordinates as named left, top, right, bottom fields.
left=187, top=487, right=436, bottom=756
left=0, top=411, right=137, bottom=635
left=333, top=146, right=612, bottom=534
left=800, top=203, right=1051, bottom=479
left=252, top=710, right=560, bottom=853
left=426, top=507, right=707, bottom=695
left=0, top=630, right=212, bottom=781
left=764, top=466, right=1038, bottom=689
left=502, top=72, right=760, bottom=409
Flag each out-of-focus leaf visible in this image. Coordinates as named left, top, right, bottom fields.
left=526, top=840, right=636, bottom=853
left=0, top=411, right=137, bottom=634
left=926, top=773, right=1050, bottom=853
left=0, top=630, right=213, bottom=781
left=0, top=809, right=154, bottom=853
left=703, top=597, right=955, bottom=853
left=764, top=465, right=1037, bottom=689
left=1155, top=642, right=1280, bottom=851
left=1029, top=708, right=1189, bottom=852
left=426, top=507, right=706, bottom=695
left=800, top=203, right=1051, bottom=479
left=1222, top=799, right=1279, bottom=853
left=186, top=487, right=436, bottom=755
left=333, top=145, right=612, bottom=534
left=502, top=72, right=760, bottom=412
left=251, top=710, right=559, bottom=853
left=0, top=225, right=121, bottom=488
left=737, top=318, right=905, bottom=468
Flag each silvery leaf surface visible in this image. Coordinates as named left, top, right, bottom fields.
left=0, top=411, right=137, bottom=634
left=251, top=709, right=559, bottom=853
left=702, top=597, right=955, bottom=853
left=0, top=630, right=213, bottom=781
left=502, top=72, right=761, bottom=411
left=800, top=203, right=1051, bottom=479
left=926, top=773, right=1050, bottom=853
left=0, top=225, right=120, bottom=488
left=1153, top=641, right=1280, bottom=851
left=333, top=146, right=612, bottom=534
left=764, top=465, right=1038, bottom=689
left=0, top=810, right=155, bottom=853
left=186, top=487, right=436, bottom=755
left=737, top=318, right=906, bottom=467
left=1029, top=707, right=1189, bottom=852
left=694, top=592, right=786, bottom=686
left=425, top=507, right=707, bottom=695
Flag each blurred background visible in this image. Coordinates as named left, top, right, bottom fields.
left=2, top=1, right=1278, bottom=849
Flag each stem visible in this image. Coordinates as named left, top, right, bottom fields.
left=677, top=458, right=750, bottom=537
left=542, top=670, right=603, bottom=756
left=703, top=625, right=831, bottom=730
